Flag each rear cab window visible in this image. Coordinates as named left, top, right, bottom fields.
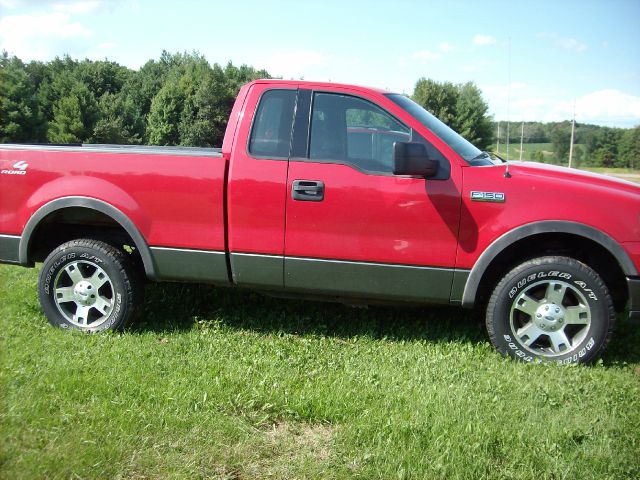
left=248, top=89, right=297, bottom=158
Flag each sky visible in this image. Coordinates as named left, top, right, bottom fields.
left=1, top=0, right=639, bottom=127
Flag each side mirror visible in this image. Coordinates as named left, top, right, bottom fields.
left=393, top=142, right=439, bottom=177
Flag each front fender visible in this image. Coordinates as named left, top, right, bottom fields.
left=461, top=220, right=638, bottom=308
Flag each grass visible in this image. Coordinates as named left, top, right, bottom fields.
left=1, top=264, right=639, bottom=479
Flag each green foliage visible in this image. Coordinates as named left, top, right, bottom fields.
left=619, top=127, right=640, bottom=169
left=0, top=51, right=269, bottom=147
left=48, top=80, right=99, bottom=143
left=551, top=122, right=571, bottom=162
left=147, top=79, right=185, bottom=145
left=0, top=53, right=44, bottom=142
left=92, top=92, right=144, bottom=144
left=412, top=78, right=494, bottom=149
left=455, top=82, right=493, bottom=148
left=412, top=78, right=459, bottom=126
left=2, top=264, right=640, bottom=479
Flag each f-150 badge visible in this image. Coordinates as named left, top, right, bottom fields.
left=470, top=191, right=505, bottom=203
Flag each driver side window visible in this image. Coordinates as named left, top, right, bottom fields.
left=309, top=93, right=411, bottom=173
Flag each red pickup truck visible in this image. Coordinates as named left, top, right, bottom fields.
left=1, top=80, right=639, bottom=364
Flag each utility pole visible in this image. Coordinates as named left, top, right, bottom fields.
left=496, top=122, right=500, bottom=155
left=519, top=121, right=524, bottom=161
left=568, top=100, right=575, bottom=168
left=506, top=37, right=511, bottom=161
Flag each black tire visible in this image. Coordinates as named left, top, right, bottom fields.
left=38, top=239, right=142, bottom=332
left=486, top=256, right=615, bottom=364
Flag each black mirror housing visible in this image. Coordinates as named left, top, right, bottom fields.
left=393, top=142, right=439, bottom=177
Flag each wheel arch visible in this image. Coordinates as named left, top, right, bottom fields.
left=19, top=196, right=157, bottom=280
left=462, top=221, right=636, bottom=309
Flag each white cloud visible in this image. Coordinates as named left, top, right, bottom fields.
left=537, top=33, right=586, bottom=53
left=473, top=34, right=496, bottom=46
left=557, top=37, right=586, bottom=53
left=0, top=12, right=92, bottom=59
left=410, top=50, right=441, bottom=63
left=439, top=42, right=455, bottom=52
left=483, top=82, right=640, bottom=127
left=53, top=1, right=101, bottom=14
left=549, top=89, right=640, bottom=125
left=0, top=1, right=115, bottom=60
left=250, top=50, right=332, bottom=79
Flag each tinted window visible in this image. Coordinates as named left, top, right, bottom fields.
left=249, top=89, right=297, bottom=158
left=385, top=93, right=485, bottom=164
left=310, top=93, right=411, bottom=173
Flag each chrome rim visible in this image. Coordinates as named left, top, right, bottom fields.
left=53, top=260, right=115, bottom=329
left=509, top=279, right=591, bottom=357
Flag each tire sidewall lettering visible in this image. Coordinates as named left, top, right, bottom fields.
left=489, top=257, right=612, bottom=365
left=38, top=241, right=133, bottom=333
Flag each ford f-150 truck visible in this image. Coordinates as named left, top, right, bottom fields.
left=1, top=80, right=639, bottom=364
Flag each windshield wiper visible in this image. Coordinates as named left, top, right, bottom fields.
left=471, top=151, right=491, bottom=161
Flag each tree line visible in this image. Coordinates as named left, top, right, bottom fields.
left=492, top=120, right=639, bottom=168
left=1, top=51, right=497, bottom=152
left=0, top=51, right=269, bottom=147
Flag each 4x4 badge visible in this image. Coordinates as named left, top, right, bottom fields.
left=1, top=160, right=29, bottom=176
left=471, top=191, right=505, bottom=203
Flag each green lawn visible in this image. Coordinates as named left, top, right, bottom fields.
left=1, top=264, right=639, bottom=479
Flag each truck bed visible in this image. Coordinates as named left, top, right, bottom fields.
left=0, top=143, right=229, bottom=283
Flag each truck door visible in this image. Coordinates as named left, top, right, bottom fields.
left=227, top=84, right=298, bottom=288
left=284, top=90, right=463, bottom=303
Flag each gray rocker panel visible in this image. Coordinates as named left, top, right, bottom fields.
left=149, top=247, right=230, bottom=284
left=0, top=234, right=21, bottom=264
left=285, top=256, right=455, bottom=303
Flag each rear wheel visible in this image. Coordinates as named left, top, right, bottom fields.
left=486, top=256, right=615, bottom=364
left=38, top=239, right=141, bottom=332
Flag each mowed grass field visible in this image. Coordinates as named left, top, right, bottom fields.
left=1, top=264, right=639, bottom=479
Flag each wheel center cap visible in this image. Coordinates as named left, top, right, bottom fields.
left=74, top=281, right=96, bottom=306
left=534, top=303, right=565, bottom=331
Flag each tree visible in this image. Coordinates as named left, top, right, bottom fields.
left=550, top=124, right=571, bottom=163
left=412, top=78, right=458, bottom=126
left=412, top=77, right=493, bottom=149
left=0, top=53, right=44, bottom=142
left=48, top=81, right=99, bottom=143
left=618, top=126, right=640, bottom=169
left=147, top=79, right=185, bottom=145
left=455, top=82, right=493, bottom=149
left=92, top=92, right=144, bottom=144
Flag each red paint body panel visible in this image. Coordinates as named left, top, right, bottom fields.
left=456, top=162, right=640, bottom=269
left=285, top=162, right=461, bottom=266
left=226, top=82, right=300, bottom=256
left=0, top=149, right=227, bottom=250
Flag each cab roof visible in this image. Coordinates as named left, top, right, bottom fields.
left=247, top=78, right=393, bottom=95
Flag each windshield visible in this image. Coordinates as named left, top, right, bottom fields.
left=386, top=93, right=485, bottom=164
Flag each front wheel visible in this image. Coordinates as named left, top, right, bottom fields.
left=486, top=256, right=615, bottom=364
left=38, top=239, right=142, bottom=332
